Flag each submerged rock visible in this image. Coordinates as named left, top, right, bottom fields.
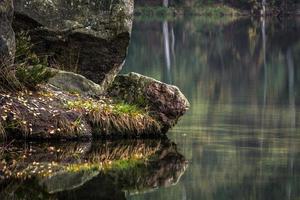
left=108, top=72, right=190, bottom=133
left=0, top=0, right=15, bottom=63
left=13, top=0, right=134, bottom=92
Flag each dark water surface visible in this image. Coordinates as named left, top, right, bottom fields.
left=123, top=16, right=300, bottom=200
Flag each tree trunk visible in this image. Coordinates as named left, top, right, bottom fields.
left=163, top=0, right=168, bottom=7
left=162, top=21, right=171, bottom=83
left=261, top=0, right=266, bottom=16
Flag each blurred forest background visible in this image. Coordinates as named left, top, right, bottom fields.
left=136, top=0, right=300, bottom=15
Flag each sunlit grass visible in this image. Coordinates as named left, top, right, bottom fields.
left=66, top=99, right=162, bottom=136
left=66, top=100, right=144, bottom=116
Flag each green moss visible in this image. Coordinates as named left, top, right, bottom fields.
left=108, top=159, right=144, bottom=171
left=66, top=99, right=145, bottom=116
left=112, top=102, right=143, bottom=115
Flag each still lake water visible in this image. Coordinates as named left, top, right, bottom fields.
left=1, top=16, right=300, bottom=199
left=123, top=16, right=300, bottom=200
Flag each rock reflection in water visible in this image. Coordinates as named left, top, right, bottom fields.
left=0, top=139, right=187, bottom=199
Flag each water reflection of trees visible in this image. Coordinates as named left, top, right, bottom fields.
left=124, top=16, right=300, bottom=137
left=124, top=17, right=300, bottom=200
left=124, top=17, right=300, bottom=106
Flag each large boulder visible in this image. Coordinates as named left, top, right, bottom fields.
left=108, top=72, right=190, bottom=133
left=13, top=0, right=134, bottom=92
left=0, top=0, right=15, bottom=64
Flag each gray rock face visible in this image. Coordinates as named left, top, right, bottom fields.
left=0, top=0, right=15, bottom=64
left=13, top=0, right=134, bottom=92
left=48, top=68, right=103, bottom=97
left=108, top=72, right=190, bottom=133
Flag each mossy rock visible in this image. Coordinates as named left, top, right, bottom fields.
left=108, top=72, right=190, bottom=133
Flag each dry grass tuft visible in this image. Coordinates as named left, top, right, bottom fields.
left=0, top=120, right=5, bottom=139
left=90, top=110, right=161, bottom=136
left=0, top=64, right=22, bottom=92
left=66, top=99, right=162, bottom=136
left=56, top=115, right=85, bottom=136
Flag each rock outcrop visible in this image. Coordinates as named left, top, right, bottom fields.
left=13, top=0, right=134, bottom=92
left=0, top=71, right=188, bottom=139
left=108, top=72, right=190, bottom=133
left=0, top=1, right=190, bottom=140
left=0, top=0, right=15, bottom=64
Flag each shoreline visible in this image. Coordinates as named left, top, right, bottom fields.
left=134, top=4, right=300, bottom=19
